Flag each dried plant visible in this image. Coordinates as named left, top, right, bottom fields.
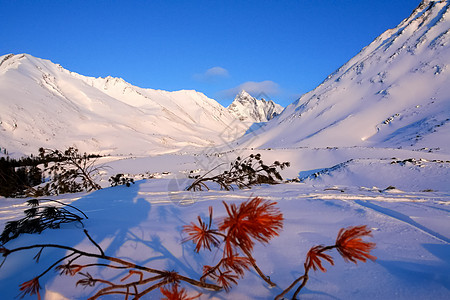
left=305, top=245, right=334, bottom=272
left=0, top=198, right=87, bottom=244
left=0, top=230, right=221, bottom=300
left=160, top=283, right=202, bottom=300
left=183, top=207, right=220, bottom=252
left=183, top=197, right=283, bottom=290
left=220, top=197, right=283, bottom=255
left=1, top=195, right=376, bottom=299
left=33, top=147, right=103, bottom=196
left=109, top=173, right=135, bottom=187
left=335, top=225, right=377, bottom=263
left=18, top=277, right=41, bottom=300
left=275, top=225, right=376, bottom=300
left=186, top=154, right=290, bottom=191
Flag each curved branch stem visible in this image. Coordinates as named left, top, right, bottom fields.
left=4, top=242, right=222, bottom=296
left=43, top=199, right=89, bottom=219
left=240, top=246, right=276, bottom=287
left=83, top=230, right=104, bottom=256
left=274, top=274, right=307, bottom=300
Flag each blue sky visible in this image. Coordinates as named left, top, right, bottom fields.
left=0, top=0, right=420, bottom=107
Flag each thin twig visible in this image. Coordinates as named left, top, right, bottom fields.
left=240, top=245, right=276, bottom=287
left=274, top=274, right=307, bottom=300
left=38, top=252, right=76, bottom=279
left=87, top=274, right=166, bottom=300
left=4, top=243, right=222, bottom=293
left=43, top=199, right=89, bottom=219
left=84, top=230, right=104, bottom=256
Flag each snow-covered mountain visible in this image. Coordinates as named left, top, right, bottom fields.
left=227, top=90, right=283, bottom=123
left=1, top=3, right=449, bottom=299
left=0, top=54, right=248, bottom=156
left=239, top=0, right=450, bottom=153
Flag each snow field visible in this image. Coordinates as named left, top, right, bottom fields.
left=0, top=148, right=449, bottom=299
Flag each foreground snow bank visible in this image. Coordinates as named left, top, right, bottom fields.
left=0, top=178, right=449, bottom=299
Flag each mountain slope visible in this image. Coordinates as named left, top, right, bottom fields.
left=238, top=0, right=450, bottom=153
left=0, top=54, right=247, bottom=156
left=227, top=90, right=284, bottom=123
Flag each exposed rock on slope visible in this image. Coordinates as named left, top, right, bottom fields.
left=227, top=90, right=283, bottom=123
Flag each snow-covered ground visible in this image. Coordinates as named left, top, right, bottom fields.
left=1, top=1, right=449, bottom=299
left=0, top=147, right=449, bottom=299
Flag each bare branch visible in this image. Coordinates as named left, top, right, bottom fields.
left=83, top=230, right=104, bottom=256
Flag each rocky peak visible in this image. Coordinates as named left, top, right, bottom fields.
left=227, top=90, right=284, bottom=123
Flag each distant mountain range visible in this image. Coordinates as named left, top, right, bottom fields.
left=0, top=54, right=283, bottom=156
left=1, top=0, right=449, bottom=158
left=238, top=0, right=450, bottom=153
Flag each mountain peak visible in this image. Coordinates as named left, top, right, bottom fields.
left=0, top=53, right=26, bottom=70
left=238, top=90, right=252, bottom=98
left=228, top=91, right=283, bottom=123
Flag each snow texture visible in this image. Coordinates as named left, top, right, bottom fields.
left=0, top=1, right=449, bottom=299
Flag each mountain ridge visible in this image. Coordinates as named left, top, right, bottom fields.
left=0, top=53, right=248, bottom=156
left=236, top=0, right=450, bottom=153
left=2, top=0, right=449, bottom=157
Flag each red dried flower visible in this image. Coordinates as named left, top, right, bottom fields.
left=219, top=197, right=283, bottom=254
left=305, top=245, right=334, bottom=272
left=161, top=271, right=180, bottom=285
left=214, top=270, right=239, bottom=292
left=160, top=284, right=201, bottom=300
left=183, top=206, right=220, bottom=252
left=335, top=225, right=376, bottom=264
left=201, top=265, right=216, bottom=281
left=18, top=277, right=41, bottom=300
left=222, top=254, right=251, bottom=277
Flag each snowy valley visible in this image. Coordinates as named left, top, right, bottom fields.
left=0, top=0, right=449, bottom=299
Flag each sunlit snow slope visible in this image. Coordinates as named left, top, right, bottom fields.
left=239, top=0, right=450, bottom=153
left=0, top=54, right=246, bottom=156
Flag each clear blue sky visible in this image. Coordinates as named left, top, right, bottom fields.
left=0, top=0, right=421, bottom=107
